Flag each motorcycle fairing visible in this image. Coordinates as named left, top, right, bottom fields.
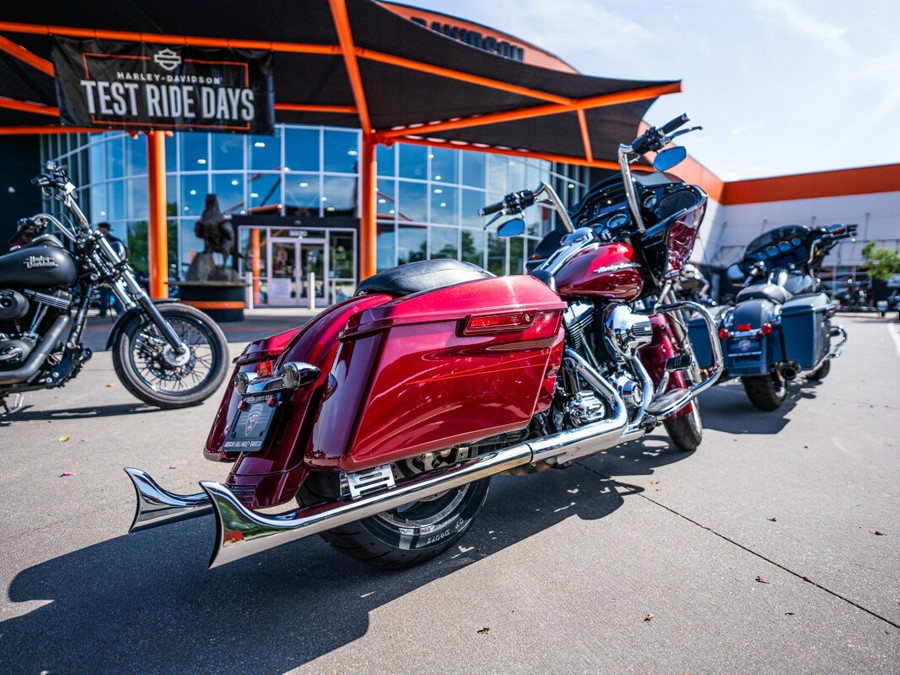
left=308, top=275, right=566, bottom=473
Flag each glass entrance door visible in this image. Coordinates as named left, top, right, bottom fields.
left=268, top=238, right=299, bottom=305
left=300, top=241, right=326, bottom=307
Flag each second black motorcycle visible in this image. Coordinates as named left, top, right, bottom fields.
left=0, top=163, right=229, bottom=415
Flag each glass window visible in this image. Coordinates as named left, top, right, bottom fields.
left=108, top=180, right=125, bottom=221
left=430, top=185, right=458, bottom=225
left=329, top=231, right=355, bottom=278
left=179, top=218, right=208, bottom=266
left=213, top=173, right=248, bottom=214
left=397, top=180, right=427, bottom=223
left=376, top=179, right=395, bottom=220
left=180, top=174, right=208, bottom=216
left=126, top=177, right=148, bottom=220
left=430, top=147, right=458, bottom=184
left=126, top=220, right=149, bottom=273
left=508, top=158, right=525, bottom=193
left=125, top=136, right=147, bottom=176
left=461, top=189, right=485, bottom=228
left=106, top=136, right=125, bottom=179
left=487, top=232, right=506, bottom=276
left=398, top=225, right=426, bottom=264
left=89, top=141, right=106, bottom=184
left=323, top=129, right=358, bottom=173
left=250, top=131, right=281, bottom=170
left=461, top=228, right=484, bottom=267
left=430, top=226, right=458, bottom=259
left=90, top=183, right=108, bottom=222
left=377, top=222, right=395, bottom=271
left=284, top=127, right=319, bottom=171
left=323, top=175, right=357, bottom=216
left=462, top=151, right=485, bottom=188
left=211, top=133, right=244, bottom=170
left=165, top=134, right=177, bottom=172
left=398, top=144, right=427, bottom=179
left=181, top=133, right=209, bottom=170
left=376, top=144, right=395, bottom=176
left=509, top=236, right=525, bottom=275
left=284, top=174, right=320, bottom=215
left=247, top=174, right=281, bottom=213
left=486, top=154, right=507, bottom=195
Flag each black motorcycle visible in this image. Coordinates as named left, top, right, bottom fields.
left=0, top=163, right=229, bottom=415
left=688, top=223, right=854, bottom=410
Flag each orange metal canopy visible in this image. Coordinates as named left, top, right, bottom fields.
left=0, top=0, right=679, bottom=287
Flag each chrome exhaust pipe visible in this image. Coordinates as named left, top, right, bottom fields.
left=124, top=467, right=211, bottom=531
left=130, top=355, right=631, bottom=568
left=779, top=364, right=798, bottom=381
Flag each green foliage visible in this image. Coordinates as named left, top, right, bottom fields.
left=127, top=212, right=179, bottom=275
left=861, top=241, right=900, bottom=282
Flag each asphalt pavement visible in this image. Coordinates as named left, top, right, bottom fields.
left=0, top=312, right=897, bottom=673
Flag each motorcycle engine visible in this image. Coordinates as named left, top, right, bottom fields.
left=600, top=303, right=653, bottom=362
left=0, top=289, right=29, bottom=321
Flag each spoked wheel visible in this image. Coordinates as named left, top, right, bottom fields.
left=664, top=401, right=703, bottom=451
left=113, top=303, right=229, bottom=408
left=299, top=449, right=491, bottom=569
left=741, top=371, right=787, bottom=411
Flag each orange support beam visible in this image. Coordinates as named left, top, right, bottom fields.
left=358, top=135, right=377, bottom=280
left=146, top=131, right=168, bottom=299
left=381, top=82, right=682, bottom=140
left=251, top=228, right=262, bottom=304
left=0, top=126, right=100, bottom=135
left=358, top=49, right=572, bottom=105
left=0, top=96, right=58, bottom=117
left=328, top=0, right=372, bottom=133
left=576, top=109, right=593, bottom=163
left=275, top=103, right=357, bottom=115
left=0, top=34, right=54, bottom=76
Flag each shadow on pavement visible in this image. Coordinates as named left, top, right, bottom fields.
left=0, top=402, right=161, bottom=426
left=2, top=440, right=691, bottom=672
left=683, top=378, right=825, bottom=436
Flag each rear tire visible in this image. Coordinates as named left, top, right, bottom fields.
left=113, top=304, right=229, bottom=408
left=664, top=402, right=703, bottom=451
left=298, top=454, right=490, bottom=569
left=741, top=372, right=787, bottom=411
left=807, top=359, right=831, bottom=381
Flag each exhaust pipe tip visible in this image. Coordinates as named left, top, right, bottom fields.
left=124, top=467, right=212, bottom=532
left=779, top=365, right=797, bottom=381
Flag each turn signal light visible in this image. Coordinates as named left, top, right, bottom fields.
left=256, top=360, right=274, bottom=378
left=718, top=328, right=730, bottom=339
left=464, top=311, right=535, bottom=335
left=737, top=323, right=751, bottom=331
left=760, top=323, right=774, bottom=335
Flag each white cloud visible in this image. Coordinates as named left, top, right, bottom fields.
left=731, top=121, right=766, bottom=136
left=752, top=0, right=846, bottom=42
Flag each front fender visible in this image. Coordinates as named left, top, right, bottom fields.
left=104, top=299, right=182, bottom=351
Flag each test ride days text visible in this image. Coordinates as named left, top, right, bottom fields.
left=78, top=76, right=256, bottom=122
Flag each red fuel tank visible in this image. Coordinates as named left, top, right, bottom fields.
left=554, top=241, right=644, bottom=301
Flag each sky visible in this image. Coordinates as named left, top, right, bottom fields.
left=401, top=0, right=900, bottom=181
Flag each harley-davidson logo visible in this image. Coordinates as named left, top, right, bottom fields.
left=738, top=339, right=752, bottom=352
left=244, top=405, right=262, bottom=435
left=24, top=255, right=58, bottom=269
left=592, top=262, right=641, bottom=274
left=153, top=48, right=182, bottom=72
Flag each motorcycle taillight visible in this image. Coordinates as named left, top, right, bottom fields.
left=256, top=360, right=274, bottom=378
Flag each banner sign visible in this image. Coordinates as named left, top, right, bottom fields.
left=51, top=37, right=275, bottom=134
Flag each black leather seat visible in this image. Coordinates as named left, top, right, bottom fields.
left=354, top=259, right=495, bottom=297
left=736, top=283, right=792, bottom=304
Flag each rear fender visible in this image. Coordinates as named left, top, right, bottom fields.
left=205, top=294, right=393, bottom=509
left=722, top=298, right=780, bottom=376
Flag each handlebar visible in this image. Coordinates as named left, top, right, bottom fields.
left=479, top=189, right=535, bottom=217
left=660, top=114, right=690, bottom=135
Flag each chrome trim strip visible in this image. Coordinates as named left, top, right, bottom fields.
left=124, top=467, right=211, bottom=532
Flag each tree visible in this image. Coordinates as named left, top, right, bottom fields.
left=860, top=241, right=900, bottom=282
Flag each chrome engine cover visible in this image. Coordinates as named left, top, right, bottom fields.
left=602, top=303, right=653, bottom=361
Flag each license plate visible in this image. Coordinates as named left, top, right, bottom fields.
left=223, top=395, right=278, bottom=452
left=732, top=337, right=759, bottom=353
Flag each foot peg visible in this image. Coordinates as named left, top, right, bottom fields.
left=646, top=387, right=693, bottom=418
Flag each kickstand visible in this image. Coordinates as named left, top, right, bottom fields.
left=1, top=392, right=26, bottom=416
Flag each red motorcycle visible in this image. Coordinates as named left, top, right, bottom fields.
left=126, top=115, right=722, bottom=569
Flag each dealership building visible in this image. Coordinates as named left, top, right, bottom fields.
left=2, top=2, right=899, bottom=306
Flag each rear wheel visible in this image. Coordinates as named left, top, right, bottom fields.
left=664, top=402, right=703, bottom=451
left=807, top=359, right=831, bottom=381
left=741, top=372, right=787, bottom=411
left=298, top=450, right=490, bottom=569
left=113, top=304, right=229, bottom=408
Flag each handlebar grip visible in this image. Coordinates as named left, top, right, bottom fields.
left=661, top=114, right=689, bottom=135
left=480, top=200, right=504, bottom=217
